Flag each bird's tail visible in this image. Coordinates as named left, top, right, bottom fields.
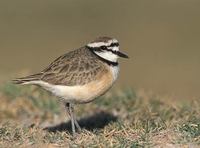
left=12, top=73, right=42, bottom=84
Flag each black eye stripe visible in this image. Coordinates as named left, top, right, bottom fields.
left=97, top=43, right=119, bottom=48
left=109, top=43, right=119, bottom=47
left=86, top=45, right=119, bottom=55
left=100, top=46, right=118, bottom=54
left=101, top=46, right=107, bottom=49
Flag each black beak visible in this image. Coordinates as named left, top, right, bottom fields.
left=117, top=51, right=129, bottom=58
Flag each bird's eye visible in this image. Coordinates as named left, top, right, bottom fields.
left=101, top=46, right=107, bottom=50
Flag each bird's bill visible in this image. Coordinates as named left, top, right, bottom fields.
left=117, top=51, right=129, bottom=58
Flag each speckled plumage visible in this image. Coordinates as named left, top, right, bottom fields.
left=14, top=46, right=109, bottom=86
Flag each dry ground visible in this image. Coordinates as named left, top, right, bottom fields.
left=0, top=83, right=200, bottom=147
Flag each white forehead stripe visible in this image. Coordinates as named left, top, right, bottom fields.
left=87, top=39, right=118, bottom=48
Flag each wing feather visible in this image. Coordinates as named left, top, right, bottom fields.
left=13, top=47, right=108, bottom=86
left=41, top=47, right=107, bottom=86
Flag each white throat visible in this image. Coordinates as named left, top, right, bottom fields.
left=94, top=51, right=118, bottom=63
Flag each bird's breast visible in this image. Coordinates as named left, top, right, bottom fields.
left=51, top=65, right=119, bottom=103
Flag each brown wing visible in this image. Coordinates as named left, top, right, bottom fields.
left=40, top=47, right=108, bottom=86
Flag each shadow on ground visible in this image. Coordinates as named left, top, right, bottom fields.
left=44, top=111, right=117, bottom=133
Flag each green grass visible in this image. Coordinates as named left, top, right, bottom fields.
left=0, top=83, right=200, bottom=147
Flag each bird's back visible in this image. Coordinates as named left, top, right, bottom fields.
left=13, top=47, right=109, bottom=86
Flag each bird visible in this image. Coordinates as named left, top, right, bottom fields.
left=13, top=36, right=128, bottom=135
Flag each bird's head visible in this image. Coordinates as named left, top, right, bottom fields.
left=86, top=36, right=128, bottom=63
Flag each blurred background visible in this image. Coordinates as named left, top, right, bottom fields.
left=0, top=0, right=200, bottom=99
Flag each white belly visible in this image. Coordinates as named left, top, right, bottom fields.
left=24, top=66, right=119, bottom=104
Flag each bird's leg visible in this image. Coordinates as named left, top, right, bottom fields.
left=70, top=104, right=81, bottom=132
left=67, top=103, right=75, bottom=135
left=65, top=103, right=81, bottom=134
left=73, top=111, right=81, bottom=132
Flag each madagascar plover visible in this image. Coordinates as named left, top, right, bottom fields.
left=13, top=36, right=128, bottom=135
